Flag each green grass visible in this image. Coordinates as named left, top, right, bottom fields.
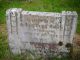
left=0, top=0, right=80, bottom=60
left=0, top=0, right=80, bottom=33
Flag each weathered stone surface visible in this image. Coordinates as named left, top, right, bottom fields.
left=6, top=8, right=78, bottom=55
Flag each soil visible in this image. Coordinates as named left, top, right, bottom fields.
left=74, top=34, right=80, bottom=46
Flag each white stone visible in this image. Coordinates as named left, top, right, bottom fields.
left=6, top=8, right=78, bottom=54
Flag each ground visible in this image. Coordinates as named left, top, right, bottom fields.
left=0, top=0, right=80, bottom=60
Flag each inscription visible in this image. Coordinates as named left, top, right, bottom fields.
left=6, top=9, right=77, bottom=55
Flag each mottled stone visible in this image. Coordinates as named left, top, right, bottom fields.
left=6, top=8, right=78, bottom=55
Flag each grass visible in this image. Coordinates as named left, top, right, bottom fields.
left=0, top=0, right=80, bottom=60
left=0, top=0, right=80, bottom=33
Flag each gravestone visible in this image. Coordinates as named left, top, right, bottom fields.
left=6, top=8, right=78, bottom=57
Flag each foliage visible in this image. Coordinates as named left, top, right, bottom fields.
left=0, top=0, right=80, bottom=60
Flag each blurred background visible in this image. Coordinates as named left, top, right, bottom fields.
left=0, top=0, right=80, bottom=60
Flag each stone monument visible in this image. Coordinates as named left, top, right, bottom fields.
left=6, top=8, right=78, bottom=57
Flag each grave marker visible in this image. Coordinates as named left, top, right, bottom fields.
left=6, top=8, right=78, bottom=56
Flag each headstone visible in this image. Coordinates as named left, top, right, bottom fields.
left=6, top=8, right=78, bottom=57
left=26, top=0, right=32, bottom=2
